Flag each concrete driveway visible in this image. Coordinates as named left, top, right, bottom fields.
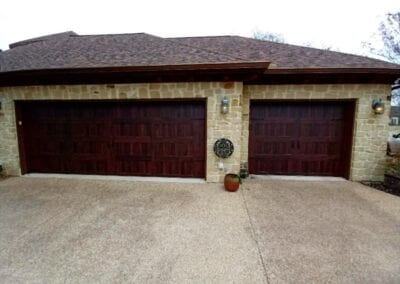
left=0, top=177, right=399, bottom=283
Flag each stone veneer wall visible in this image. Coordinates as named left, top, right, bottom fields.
left=0, top=83, right=392, bottom=182
left=0, top=82, right=243, bottom=182
left=242, top=84, right=391, bottom=181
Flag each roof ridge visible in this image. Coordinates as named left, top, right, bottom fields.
left=75, top=32, right=158, bottom=37
left=9, top=31, right=78, bottom=49
left=169, top=35, right=240, bottom=39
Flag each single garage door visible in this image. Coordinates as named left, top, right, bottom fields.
left=249, top=101, right=354, bottom=177
left=16, top=100, right=205, bottom=178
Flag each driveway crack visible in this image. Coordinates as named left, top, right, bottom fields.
left=240, top=186, right=271, bottom=284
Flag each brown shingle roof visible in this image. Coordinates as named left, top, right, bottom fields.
left=0, top=31, right=399, bottom=73
left=8, top=31, right=78, bottom=49
left=170, top=35, right=400, bottom=69
left=0, top=32, right=248, bottom=72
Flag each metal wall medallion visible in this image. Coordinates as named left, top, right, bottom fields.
left=214, top=138, right=234, bottom=158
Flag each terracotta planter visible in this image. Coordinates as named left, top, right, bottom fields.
left=224, top=174, right=240, bottom=192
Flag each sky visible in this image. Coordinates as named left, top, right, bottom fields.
left=0, top=0, right=399, bottom=58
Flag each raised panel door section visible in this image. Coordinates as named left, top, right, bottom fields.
left=249, top=101, right=354, bottom=177
left=17, top=100, right=206, bottom=178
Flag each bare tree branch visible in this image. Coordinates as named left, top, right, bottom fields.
left=253, top=30, right=285, bottom=43
left=363, top=12, right=400, bottom=64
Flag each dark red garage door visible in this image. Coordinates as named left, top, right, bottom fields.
left=249, top=101, right=354, bottom=177
left=16, top=100, right=205, bottom=178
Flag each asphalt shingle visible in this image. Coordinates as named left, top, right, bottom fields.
left=0, top=32, right=243, bottom=72
left=0, top=31, right=399, bottom=73
left=171, top=35, right=400, bottom=69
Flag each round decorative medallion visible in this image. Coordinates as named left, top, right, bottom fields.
left=213, top=138, right=234, bottom=159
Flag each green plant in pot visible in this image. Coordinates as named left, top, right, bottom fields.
left=224, top=173, right=242, bottom=192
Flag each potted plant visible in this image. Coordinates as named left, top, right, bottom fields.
left=224, top=173, right=241, bottom=192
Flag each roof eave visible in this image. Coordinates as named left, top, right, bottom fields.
left=1, top=65, right=399, bottom=87
left=0, top=62, right=270, bottom=87
left=245, top=68, right=400, bottom=84
left=264, top=67, right=400, bottom=75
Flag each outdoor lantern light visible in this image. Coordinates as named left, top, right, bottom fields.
left=221, top=96, right=229, bottom=114
left=371, top=98, right=385, bottom=115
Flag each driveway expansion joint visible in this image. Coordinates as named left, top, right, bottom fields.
left=240, top=186, right=271, bottom=284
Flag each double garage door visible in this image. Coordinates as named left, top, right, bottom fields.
left=16, top=100, right=354, bottom=179
left=249, top=101, right=354, bottom=178
left=17, top=101, right=206, bottom=178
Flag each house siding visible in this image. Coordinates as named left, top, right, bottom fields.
left=0, top=83, right=392, bottom=182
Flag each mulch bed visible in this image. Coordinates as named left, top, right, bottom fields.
left=360, top=181, right=400, bottom=197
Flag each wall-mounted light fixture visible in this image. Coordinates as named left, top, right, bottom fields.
left=221, top=96, right=229, bottom=114
left=371, top=99, right=385, bottom=115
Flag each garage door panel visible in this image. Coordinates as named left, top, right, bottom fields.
left=18, top=101, right=205, bottom=178
left=249, top=101, right=354, bottom=177
left=67, top=159, right=110, bottom=174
